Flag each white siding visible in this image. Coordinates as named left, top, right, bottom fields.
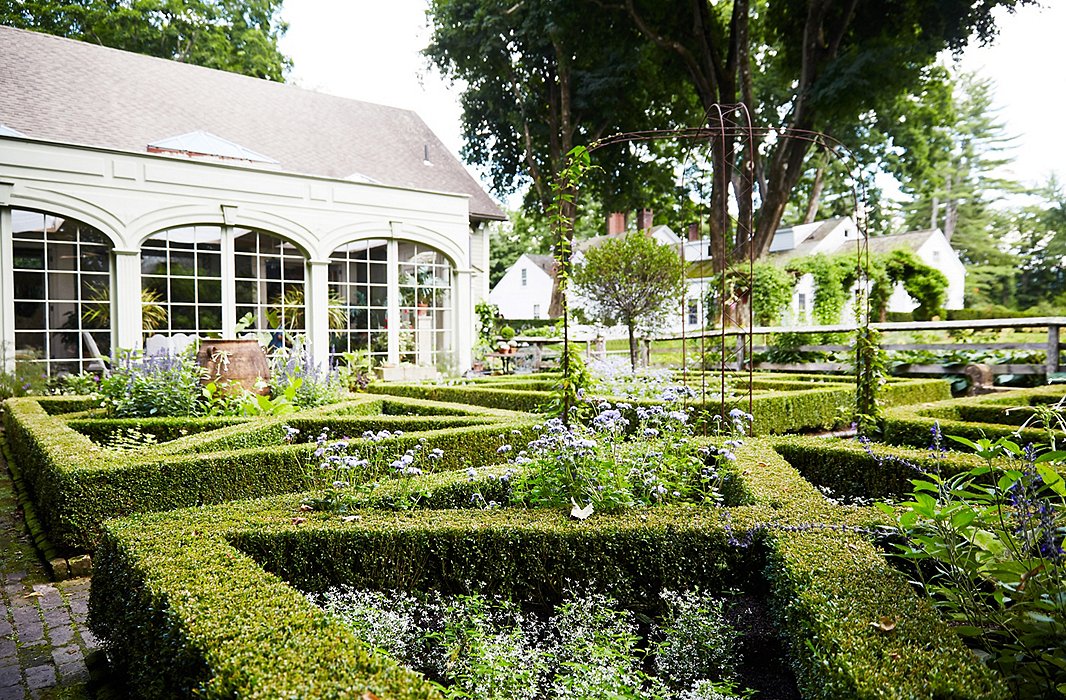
left=488, top=254, right=555, bottom=319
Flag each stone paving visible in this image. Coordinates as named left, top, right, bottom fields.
left=0, top=442, right=102, bottom=700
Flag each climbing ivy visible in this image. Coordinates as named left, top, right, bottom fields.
left=884, top=249, right=949, bottom=321
left=786, top=254, right=856, bottom=325
left=787, top=249, right=948, bottom=324
left=705, top=263, right=796, bottom=327
left=549, top=145, right=597, bottom=423
left=853, top=325, right=886, bottom=436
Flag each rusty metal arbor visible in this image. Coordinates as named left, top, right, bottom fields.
left=554, top=104, right=874, bottom=426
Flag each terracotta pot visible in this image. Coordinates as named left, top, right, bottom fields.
left=196, top=339, right=270, bottom=395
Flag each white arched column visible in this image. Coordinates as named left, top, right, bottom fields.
left=112, top=248, right=143, bottom=353
left=306, top=259, right=331, bottom=366
left=0, top=203, right=14, bottom=372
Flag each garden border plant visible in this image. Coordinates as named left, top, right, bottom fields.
left=87, top=437, right=1007, bottom=699
left=1, top=393, right=539, bottom=552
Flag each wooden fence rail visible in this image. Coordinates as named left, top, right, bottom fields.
left=649, top=317, right=1066, bottom=378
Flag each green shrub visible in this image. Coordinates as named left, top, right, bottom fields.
left=371, top=376, right=950, bottom=435
left=87, top=438, right=1005, bottom=699
left=882, top=385, right=1066, bottom=449
left=2, top=394, right=537, bottom=551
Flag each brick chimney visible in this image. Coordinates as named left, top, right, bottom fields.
left=607, top=212, right=626, bottom=236
left=687, top=223, right=700, bottom=241
left=637, top=208, right=654, bottom=232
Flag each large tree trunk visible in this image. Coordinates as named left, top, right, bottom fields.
left=803, top=158, right=826, bottom=224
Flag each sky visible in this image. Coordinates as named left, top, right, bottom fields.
left=278, top=0, right=1066, bottom=204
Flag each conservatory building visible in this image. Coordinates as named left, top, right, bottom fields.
left=0, top=25, right=503, bottom=376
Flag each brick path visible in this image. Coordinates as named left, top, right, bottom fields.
left=0, top=443, right=101, bottom=699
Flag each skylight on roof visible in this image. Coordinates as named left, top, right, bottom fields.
left=344, top=171, right=380, bottom=184
left=147, top=130, right=278, bottom=164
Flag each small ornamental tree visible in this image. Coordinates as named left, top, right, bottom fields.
left=572, top=232, right=687, bottom=370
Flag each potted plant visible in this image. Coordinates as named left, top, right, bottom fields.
left=499, top=325, right=516, bottom=354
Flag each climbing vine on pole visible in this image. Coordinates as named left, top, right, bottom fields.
left=549, top=145, right=595, bottom=424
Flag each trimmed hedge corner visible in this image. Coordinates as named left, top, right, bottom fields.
left=882, top=384, right=1066, bottom=449
left=88, top=437, right=1006, bottom=699
left=2, top=394, right=538, bottom=552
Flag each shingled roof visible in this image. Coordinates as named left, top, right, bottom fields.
left=0, top=25, right=505, bottom=222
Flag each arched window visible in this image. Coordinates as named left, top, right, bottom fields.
left=233, top=228, right=306, bottom=336
left=328, top=239, right=389, bottom=363
left=10, top=209, right=112, bottom=375
left=141, top=225, right=223, bottom=338
left=328, top=239, right=454, bottom=369
left=397, top=241, right=453, bottom=368
left=141, top=226, right=306, bottom=345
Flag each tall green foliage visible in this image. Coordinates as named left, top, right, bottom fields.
left=786, top=255, right=855, bottom=326
left=704, top=263, right=795, bottom=327
left=786, top=250, right=947, bottom=324
left=431, top=0, right=1031, bottom=268
left=1014, top=179, right=1066, bottom=309
left=2, top=0, right=290, bottom=80
left=884, top=69, right=1020, bottom=265
left=425, top=0, right=687, bottom=212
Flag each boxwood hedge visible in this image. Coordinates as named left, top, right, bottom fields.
left=88, top=437, right=1006, bottom=699
left=882, top=384, right=1066, bottom=449
left=2, top=394, right=538, bottom=552
left=371, top=375, right=950, bottom=435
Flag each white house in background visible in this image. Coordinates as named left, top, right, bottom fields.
left=0, top=26, right=505, bottom=376
left=489, top=253, right=556, bottom=320
left=684, top=217, right=966, bottom=326
left=866, top=229, right=967, bottom=312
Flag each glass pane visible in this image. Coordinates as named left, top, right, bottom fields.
left=199, top=306, right=223, bottom=330
left=14, top=332, right=46, bottom=356
left=48, top=302, right=78, bottom=329
left=14, top=271, right=45, bottom=300
left=170, top=279, right=195, bottom=303
left=12, top=244, right=44, bottom=270
left=234, top=253, right=255, bottom=278
left=197, top=251, right=221, bottom=277
left=197, top=279, right=222, bottom=303
left=13, top=303, right=44, bottom=329
left=81, top=248, right=110, bottom=273
left=169, top=251, right=195, bottom=275
left=48, top=273, right=79, bottom=300
left=171, top=306, right=196, bottom=329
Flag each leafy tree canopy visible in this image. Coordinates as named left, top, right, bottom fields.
left=425, top=0, right=696, bottom=214
left=2, top=0, right=290, bottom=80
left=428, top=0, right=1034, bottom=271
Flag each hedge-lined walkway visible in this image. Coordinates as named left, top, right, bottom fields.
left=0, top=443, right=100, bottom=700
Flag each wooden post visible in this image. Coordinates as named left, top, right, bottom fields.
left=1047, top=325, right=1061, bottom=376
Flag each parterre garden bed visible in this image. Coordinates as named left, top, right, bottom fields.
left=370, top=371, right=950, bottom=434
left=1, top=393, right=538, bottom=552
left=882, top=383, right=1066, bottom=448
left=3, top=377, right=1063, bottom=698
